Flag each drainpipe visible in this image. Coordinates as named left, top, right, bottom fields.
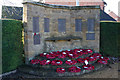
left=76, top=0, right=79, bottom=6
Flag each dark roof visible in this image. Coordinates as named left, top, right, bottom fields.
left=23, top=2, right=100, bottom=10
left=100, top=9, right=116, bottom=21
left=2, top=6, right=23, bottom=20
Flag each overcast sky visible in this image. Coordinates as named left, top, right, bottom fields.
left=0, top=0, right=120, bottom=16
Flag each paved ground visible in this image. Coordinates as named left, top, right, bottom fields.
left=1, top=62, right=120, bottom=79
left=80, top=62, right=119, bottom=78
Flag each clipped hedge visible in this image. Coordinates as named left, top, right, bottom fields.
left=2, top=20, right=23, bottom=73
left=100, top=22, right=120, bottom=57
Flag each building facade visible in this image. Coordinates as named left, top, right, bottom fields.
left=23, top=2, right=100, bottom=63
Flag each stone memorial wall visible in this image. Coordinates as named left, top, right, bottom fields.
left=23, top=2, right=100, bottom=63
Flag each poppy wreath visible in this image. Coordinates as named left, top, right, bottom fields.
left=68, top=52, right=79, bottom=58
left=40, top=53, right=47, bottom=57
left=68, top=66, right=81, bottom=73
left=32, top=33, right=40, bottom=36
left=56, top=51, right=67, bottom=58
left=86, top=55, right=97, bottom=62
left=77, top=58, right=87, bottom=63
left=79, top=49, right=88, bottom=55
left=46, top=54, right=56, bottom=59
left=56, top=67, right=65, bottom=73
left=97, top=59, right=108, bottom=64
left=65, top=60, right=77, bottom=65
left=74, top=49, right=85, bottom=56
left=83, top=64, right=95, bottom=70
left=40, top=60, right=51, bottom=65
left=51, top=60, right=63, bottom=65
left=57, top=54, right=66, bottom=58
left=92, top=53, right=102, bottom=59
left=100, top=56, right=109, bottom=61
left=65, top=50, right=73, bottom=54
left=73, top=49, right=81, bottom=54
left=31, top=59, right=40, bottom=64
left=61, top=51, right=68, bottom=56
left=55, top=51, right=61, bottom=57
left=97, top=56, right=109, bottom=64
left=60, top=50, right=71, bottom=57
left=85, top=49, right=93, bottom=54
left=73, top=49, right=81, bottom=53
left=33, top=33, right=36, bottom=36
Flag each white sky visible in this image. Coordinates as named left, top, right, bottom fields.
left=0, top=0, right=120, bottom=16
left=104, top=0, right=120, bottom=16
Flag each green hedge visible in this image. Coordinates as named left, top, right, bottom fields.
left=100, top=22, right=120, bottom=57
left=2, top=20, right=23, bottom=73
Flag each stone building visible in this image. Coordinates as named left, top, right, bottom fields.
left=23, top=2, right=100, bottom=63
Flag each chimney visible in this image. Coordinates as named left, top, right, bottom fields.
left=76, top=0, right=79, bottom=6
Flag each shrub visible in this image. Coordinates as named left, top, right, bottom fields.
left=2, top=20, right=23, bottom=73
left=100, top=22, right=120, bottom=57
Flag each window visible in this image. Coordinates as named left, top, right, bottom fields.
left=86, top=33, right=95, bottom=40
left=44, top=18, right=49, bottom=32
left=58, top=19, right=66, bottom=32
left=87, top=19, right=94, bottom=32
left=34, top=34, right=40, bottom=45
left=75, top=19, right=82, bottom=32
left=33, top=17, right=39, bottom=32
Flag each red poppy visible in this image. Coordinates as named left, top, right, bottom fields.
left=65, top=60, right=77, bottom=65
left=64, top=50, right=73, bottom=56
left=54, top=51, right=61, bottom=57
left=68, top=66, right=81, bottom=72
left=46, top=54, right=56, bottom=59
left=92, top=53, right=102, bottom=59
left=31, top=59, right=40, bottom=64
left=40, top=60, right=51, bottom=65
left=56, top=68, right=65, bottom=73
left=77, top=58, right=86, bottom=63
left=73, top=49, right=81, bottom=53
left=51, top=60, right=63, bottom=65
left=58, top=54, right=66, bottom=58
left=76, top=51, right=83, bottom=56
left=85, top=49, right=93, bottom=54
left=61, top=51, right=68, bottom=56
left=57, top=51, right=67, bottom=58
left=86, top=56, right=97, bottom=62
left=83, top=64, right=94, bottom=70
left=68, top=52, right=79, bottom=58
left=79, top=49, right=88, bottom=55
left=97, top=59, right=108, bottom=64
left=50, top=52, right=57, bottom=56
left=40, top=53, right=47, bottom=57
left=56, top=51, right=60, bottom=54
left=100, top=57, right=109, bottom=61
left=34, top=33, right=36, bottom=36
